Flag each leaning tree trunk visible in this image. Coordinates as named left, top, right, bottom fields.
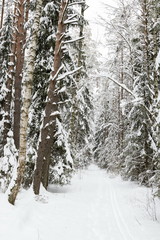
left=0, top=0, right=5, bottom=29
left=8, top=0, right=43, bottom=205
left=33, top=0, right=69, bottom=195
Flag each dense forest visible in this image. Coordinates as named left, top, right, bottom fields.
left=0, top=0, right=160, bottom=205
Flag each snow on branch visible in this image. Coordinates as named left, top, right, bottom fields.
left=107, top=76, right=135, bottom=97
left=57, top=66, right=82, bottom=81
left=156, top=49, right=160, bottom=70
left=63, top=36, right=84, bottom=44
left=64, top=13, right=78, bottom=24
left=97, top=73, right=135, bottom=97
left=68, top=1, right=86, bottom=7
left=64, top=19, right=78, bottom=25
left=98, top=74, right=156, bottom=120
left=66, top=14, right=77, bottom=21
left=100, top=19, right=132, bottom=53
left=52, top=65, right=64, bottom=81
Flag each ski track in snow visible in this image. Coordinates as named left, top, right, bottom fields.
left=0, top=164, right=160, bottom=240
left=109, top=182, right=134, bottom=240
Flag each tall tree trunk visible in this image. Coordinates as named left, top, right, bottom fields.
left=77, top=2, right=85, bottom=69
left=152, top=2, right=159, bottom=99
left=8, top=0, right=43, bottom=205
left=141, top=0, right=153, bottom=173
left=33, top=0, right=69, bottom=195
left=118, top=44, right=124, bottom=153
left=141, top=0, right=150, bottom=86
left=70, top=2, right=85, bottom=147
left=0, top=0, right=5, bottom=29
left=13, top=0, right=28, bottom=150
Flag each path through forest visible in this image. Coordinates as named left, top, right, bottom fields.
left=0, top=164, right=160, bottom=240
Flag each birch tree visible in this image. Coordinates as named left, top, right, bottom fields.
left=8, top=0, right=43, bottom=205
left=13, top=0, right=27, bottom=150
left=24, top=0, right=61, bottom=188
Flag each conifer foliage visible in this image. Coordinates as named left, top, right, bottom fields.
left=0, top=0, right=93, bottom=204
left=94, top=0, right=160, bottom=196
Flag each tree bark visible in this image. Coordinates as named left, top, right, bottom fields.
left=13, top=0, right=29, bottom=150
left=70, top=2, right=85, bottom=147
left=33, top=0, right=69, bottom=195
left=77, top=2, right=85, bottom=69
left=0, top=0, right=5, bottom=29
left=8, top=0, right=43, bottom=205
left=141, top=0, right=150, bottom=85
left=140, top=0, right=153, bottom=172
left=118, top=44, right=124, bottom=153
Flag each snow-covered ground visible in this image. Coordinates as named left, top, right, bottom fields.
left=0, top=164, right=160, bottom=240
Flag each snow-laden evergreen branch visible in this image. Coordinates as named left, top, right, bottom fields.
left=64, top=19, right=78, bottom=24
left=68, top=1, right=86, bottom=7
left=51, top=65, right=64, bottom=82
left=63, top=36, right=84, bottom=44
left=107, top=76, right=135, bottom=97
left=57, top=66, right=82, bottom=81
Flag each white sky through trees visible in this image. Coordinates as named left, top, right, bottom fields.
left=85, top=0, right=118, bottom=40
left=85, top=0, right=118, bottom=57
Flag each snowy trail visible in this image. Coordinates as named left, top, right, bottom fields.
left=0, top=164, right=160, bottom=240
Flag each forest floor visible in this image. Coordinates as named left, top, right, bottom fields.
left=0, top=164, right=160, bottom=240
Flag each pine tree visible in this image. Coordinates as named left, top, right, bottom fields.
left=122, top=0, right=158, bottom=184
left=0, top=3, right=17, bottom=191
left=68, top=1, right=93, bottom=169
left=94, top=1, right=134, bottom=172
left=33, top=0, right=71, bottom=194
left=24, top=0, right=61, bottom=188
left=2, top=3, right=17, bottom=149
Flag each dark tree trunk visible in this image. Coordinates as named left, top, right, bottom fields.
left=70, top=2, right=86, bottom=146
left=33, top=0, right=69, bottom=195
left=141, top=0, right=153, bottom=172
left=0, top=0, right=5, bottom=29
left=77, top=3, right=85, bottom=69
left=118, top=45, right=124, bottom=153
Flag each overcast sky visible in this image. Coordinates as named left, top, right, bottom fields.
left=85, top=0, right=118, bottom=43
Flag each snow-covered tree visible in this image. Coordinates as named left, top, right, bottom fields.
left=8, top=0, right=43, bottom=204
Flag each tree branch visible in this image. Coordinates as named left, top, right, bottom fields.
left=107, top=76, right=135, bottom=97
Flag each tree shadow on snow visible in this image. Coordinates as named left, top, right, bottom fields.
left=47, top=184, right=72, bottom=193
